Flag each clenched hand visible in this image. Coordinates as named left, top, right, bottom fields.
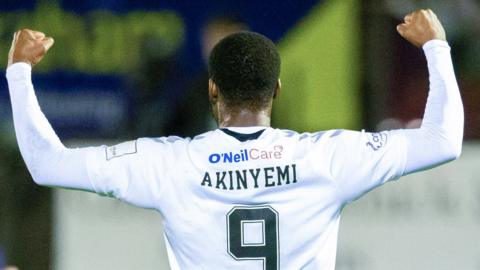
left=397, top=9, right=446, bottom=47
left=7, top=29, right=54, bottom=67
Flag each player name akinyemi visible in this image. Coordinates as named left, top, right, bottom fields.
left=201, top=164, right=297, bottom=190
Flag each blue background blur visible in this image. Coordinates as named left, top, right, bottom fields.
left=0, top=0, right=322, bottom=138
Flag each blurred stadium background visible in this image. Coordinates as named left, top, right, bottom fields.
left=0, top=0, right=479, bottom=269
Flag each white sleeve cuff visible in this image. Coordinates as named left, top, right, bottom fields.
left=422, top=39, right=450, bottom=53
left=6, top=62, right=32, bottom=81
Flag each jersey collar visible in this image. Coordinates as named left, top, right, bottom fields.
left=219, top=126, right=268, bottom=142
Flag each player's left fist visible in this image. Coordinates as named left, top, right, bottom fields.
left=7, top=29, right=54, bottom=67
left=396, top=9, right=446, bottom=47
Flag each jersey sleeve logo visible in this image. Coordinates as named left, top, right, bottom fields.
left=105, top=140, right=138, bottom=160
left=366, top=132, right=388, bottom=151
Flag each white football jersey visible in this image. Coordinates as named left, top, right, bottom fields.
left=86, top=127, right=407, bottom=270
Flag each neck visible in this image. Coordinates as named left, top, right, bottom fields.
left=218, top=107, right=271, bottom=128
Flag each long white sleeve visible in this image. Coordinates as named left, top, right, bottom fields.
left=7, top=63, right=95, bottom=191
left=327, top=40, right=463, bottom=203
left=403, top=40, right=464, bottom=174
left=5, top=39, right=463, bottom=198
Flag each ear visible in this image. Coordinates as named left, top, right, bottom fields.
left=273, top=79, right=281, bottom=99
left=208, top=79, right=219, bottom=104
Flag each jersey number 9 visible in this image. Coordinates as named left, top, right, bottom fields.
left=227, top=205, right=279, bottom=270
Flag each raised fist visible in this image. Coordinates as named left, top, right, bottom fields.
left=397, top=9, right=446, bottom=47
left=7, top=29, right=54, bottom=67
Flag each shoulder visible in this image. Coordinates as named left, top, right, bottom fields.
left=134, top=136, right=192, bottom=155
left=278, top=129, right=391, bottom=155
left=139, top=136, right=191, bottom=146
left=139, top=131, right=222, bottom=154
left=101, top=136, right=191, bottom=161
left=324, top=129, right=398, bottom=154
left=275, top=128, right=350, bottom=144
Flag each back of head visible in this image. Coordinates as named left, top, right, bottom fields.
left=208, top=31, right=281, bottom=111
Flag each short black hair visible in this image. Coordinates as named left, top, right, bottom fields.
left=208, top=31, right=281, bottom=110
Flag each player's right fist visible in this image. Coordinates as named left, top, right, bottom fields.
left=396, top=9, right=446, bottom=47
left=7, top=29, right=54, bottom=67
